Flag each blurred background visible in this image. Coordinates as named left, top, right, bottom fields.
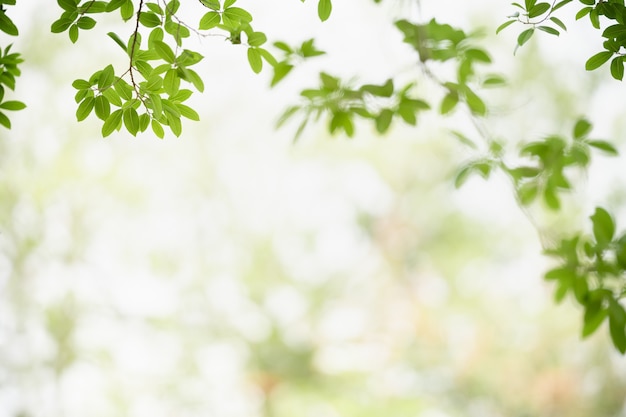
left=1, top=1, right=626, bottom=416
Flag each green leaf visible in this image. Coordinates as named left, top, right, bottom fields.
left=517, top=28, right=535, bottom=47
left=223, top=7, right=253, bottom=23
left=585, top=51, right=613, bottom=71
left=440, top=91, right=459, bottom=115
left=375, top=109, right=394, bottom=133
left=482, top=75, right=506, bottom=87
left=247, top=48, right=263, bottom=74
left=72, top=79, right=91, bottom=90
left=537, top=25, right=559, bottom=36
left=550, top=16, right=567, bottom=31
left=101, top=109, right=123, bottom=137
left=123, top=107, right=140, bottom=136
left=552, top=0, right=572, bottom=11
left=57, top=0, right=78, bottom=12
left=153, top=40, right=176, bottom=63
left=120, top=0, right=134, bottom=21
left=77, top=16, right=96, bottom=29
left=465, top=48, right=491, bottom=63
left=199, top=0, right=220, bottom=10
left=271, top=62, right=293, bottom=87
left=166, top=113, right=182, bottom=136
left=575, top=6, right=593, bottom=20
left=139, top=12, right=161, bottom=28
left=0, top=12, right=18, bottom=36
left=318, top=0, right=332, bottom=21
left=0, top=111, right=10, bottom=129
left=98, top=64, right=115, bottom=89
left=101, top=87, right=122, bottom=107
left=496, top=20, right=516, bottom=34
left=151, top=119, right=165, bottom=139
left=176, top=103, right=200, bottom=121
left=69, top=24, right=79, bottom=43
left=50, top=18, right=73, bottom=34
left=573, top=118, right=591, bottom=139
left=107, top=32, right=127, bottom=52
left=163, top=69, right=180, bottom=96
left=528, top=2, right=550, bottom=18
left=94, top=95, right=110, bottom=120
left=360, top=79, right=394, bottom=97
left=609, top=301, right=626, bottom=354
left=76, top=96, right=95, bottom=121
left=181, top=68, right=204, bottom=92
left=590, top=207, right=615, bottom=246
left=0, top=100, right=26, bottom=111
left=247, top=32, right=267, bottom=47
left=587, top=140, right=618, bottom=155
left=610, top=56, right=624, bottom=80
left=199, top=11, right=221, bottom=30
left=583, top=303, right=607, bottom=338
left=463, top=87, right=486, bottom=116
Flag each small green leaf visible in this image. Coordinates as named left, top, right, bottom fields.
left=496, top=20, right=516, bottom=34
left=247, top=48, right=263, bottom=74
left=585, top=51, right=613, bottom=71
left=537, top=25, right=559, bottom=36
left=199, top=11, right=220, bottom=30
left=611, top=56, right=624, bottom=80
left=591, top=207, right=615, bottom=246
left=176, top=103, right=200, bottom=121
left=318, top=0, right=332, bottom=21
left=151, top=119, right=165, bottom=138
left=0, top=13, right=19, bottom=36
left=153, top=40, right=176, bottom=63
left=573, top=118, right=591, bottom=139
left=76, top=97, right=95, bottom=121
left=247, top=32, right=267, bottom=47
left=375, top=109, right=393, bottom=133
left=123, top=107, right=140, bottom=136
left=550, top=16, right=567, bottom=31
left=271, top=62, right=293, bottom=86
left=77, top=16, right=96, bottom=29
left=94, top=95, right=110, bottom=120
left=463, top=87, right=486, bottom=116
left=98, top=64, right=115, bottom=89
left=587, top=140, right=618, bottom=155
left=163, top=69, right=180, bottom=96
left=552, top=0, right=572, bottom=11
left=0, top=100, right=26, bottom=111
left=517, top=28, right=535, bottom=47
left=528, top=2, right=550, bottom=18
left=102, top=109, right=123, bottom=137
left=120, top=0, right=134, bottom=21
left=440, top=91, right=459, bottom=115
left=69, top=24, right=79, bottom=43
left=107, top=32, right=127, bottom=51
left=223, top=7, right=253, bottom=23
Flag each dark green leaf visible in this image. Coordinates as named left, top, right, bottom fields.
left=585, top=51, right=613, bottom=71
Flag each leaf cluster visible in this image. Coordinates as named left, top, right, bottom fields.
left=545, top=207, right=626, bottom=353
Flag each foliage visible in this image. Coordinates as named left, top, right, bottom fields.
left=0, top=0, right=625, bottom=353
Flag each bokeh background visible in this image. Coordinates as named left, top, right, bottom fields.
left=1, top=1, right=626, bottom=416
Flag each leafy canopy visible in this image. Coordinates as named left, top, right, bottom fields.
left=1, top=0, right=626, bottom=352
